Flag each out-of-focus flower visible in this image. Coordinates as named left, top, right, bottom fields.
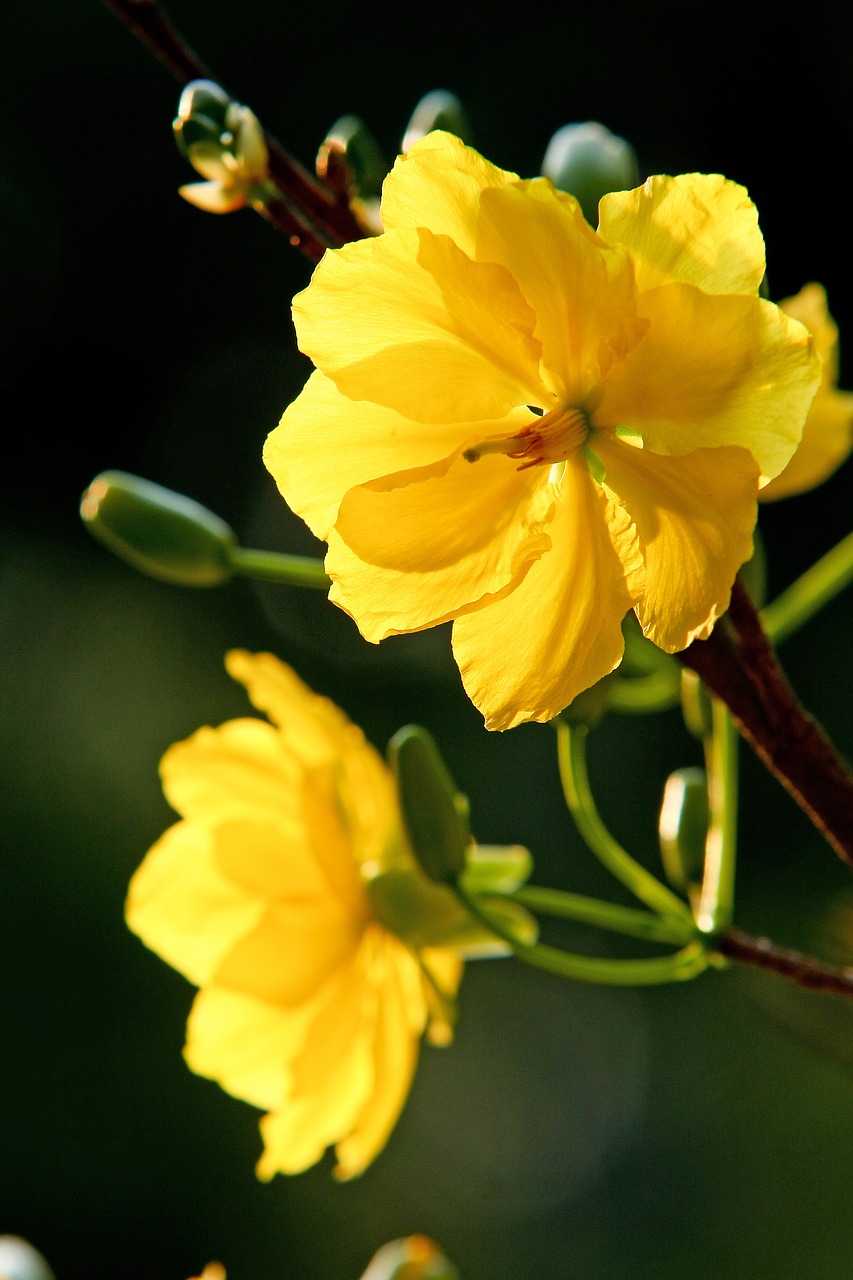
left=177, top=94, right=271, bottom=214
left=126, top=652, right=477, bottom=1180
left=265, top=132, right=819, bottom=730
left=187, top=1266, right=226, bottom=1280
left=759, top=283, right=853, bottom=501
left=359, top=1234, right=460, bottom=1280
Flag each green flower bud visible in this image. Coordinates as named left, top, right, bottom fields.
left=173, top=80, right=233, bottom=160
left=80, top=470, right=237, bottom=586
left=0, top=1237, right=56, bottom=1280
left=387, top=725, right=471, bottom=883
left=317, top=114, right=388, bottom=199
left=541, top=121, right=639, bottom=225
left=402, top=90, right=473, bottom=151
left=359, top=1235, right=460, bottom=1280
left=658, top=767, right=710, bottom=891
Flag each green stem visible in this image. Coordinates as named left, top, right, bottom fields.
left=228, top=546, right=330, bottom=588
left=555, top=721, right=693, bottom=923
left=694, top=699, right=738, bottom=934
left=454, top=881, right=708, bottom=986
left=508, top=886, right=697, bottom=945
left=761, top=528, right=853, bottom=646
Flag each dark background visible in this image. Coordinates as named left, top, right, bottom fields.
left=3, top=2, right=853, bottom=1278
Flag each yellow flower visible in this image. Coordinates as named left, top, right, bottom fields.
left=126, top=650, right=464, bottom=1180
left=759, top=283, right=853, bottom=501
left=188, top=1267, right=226, bottom=1280
left=264, top=132, right=821, bottom=730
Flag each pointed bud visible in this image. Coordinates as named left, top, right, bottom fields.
left=541, top=121, right=639, bottom=225
left=658, top=767, right=709, bottom=891
left=317, top=114, right=388, bottom=198
left=80, top=471, right=237, bottom=586
left=359, top=1235, right=460, bottom=1280
left=402, top=90, right=472, bottom=151
left=387, top=725, right=471, bottom=883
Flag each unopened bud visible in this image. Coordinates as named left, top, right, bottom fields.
left=541, top=121, right=639, bottom=225
left=402, top=90, right=472, bottom=152
left=658, top=767, right=709, bottom=891
left=317, top=114, right=388, bottom=198
left=80, top=470, right=237, bottom=586
left=387, top=725, right=471, bottom=883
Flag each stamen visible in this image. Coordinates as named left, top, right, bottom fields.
left=464, top=404, right=590, bottom=469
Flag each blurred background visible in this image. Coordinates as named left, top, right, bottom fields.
left=3, top=2, right=853, bottom=1277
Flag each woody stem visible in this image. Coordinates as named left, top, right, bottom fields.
left=713, top=927, right=853, bottom=999
left=678, top=578, right=853, bottom=868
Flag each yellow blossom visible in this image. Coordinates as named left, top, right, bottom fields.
left=264, top=132, right=821, bottom=730
left=759, top=282, right=853, bottom=501
left=188, top=1266, right=226, bottom=1280
left=126, top=650, right=465, bottom=1180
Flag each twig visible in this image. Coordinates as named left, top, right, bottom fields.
left=717, top=926, right=853, bottom=999
left=678, top=579, right=853, bottom=868
left=100, top=0, right=365, bottom=257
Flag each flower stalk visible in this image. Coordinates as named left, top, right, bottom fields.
left=555, top=720, right=694, bottom=924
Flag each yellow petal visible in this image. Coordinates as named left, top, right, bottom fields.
left=475, top=178, right=645, bottom=401
left=597, top=286, right=820, bottom=483
left=211, top=893, right=362, bottom=1006
left=759, top=388, right=853, bottom=501
left=327, top=448, right=554, bottom=640
left=779, top=282, right=838, bottom=383
left=178, top=181, right=245, bottom=213
left=594, top=435, right=759, bottom=650
left=452, top=454, right=636, bottom=729
left=380, top=129, right=517, bottom=257
left=126, top=820, right=265, bottom=987
left=224, top=649, right=362, bottom=768
left=263, top=370, right=500, bottom=541
left=760, top=282, right=853, bottom=501
left=256, top=941, right=383, bottom=1176
left=184, top=983, right=321, bottom=1111
left=293, top=227, right=541, bottom=423
left=598, top=173, right=765, bottom=295
left=160, top=719, right=307, bottom=839
left=332, top=934, right=424, bottom=1179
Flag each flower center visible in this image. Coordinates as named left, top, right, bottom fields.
left=463, top=404, right=590, bottom=471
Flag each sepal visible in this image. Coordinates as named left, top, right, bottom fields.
left=387, top=725, right=471, bottom=882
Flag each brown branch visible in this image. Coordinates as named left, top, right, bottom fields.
left=100, top=0, right=366, bottom=257
left=716, top=926, right=853, bottom=999
left=678, top=579, right=853, bottom=868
